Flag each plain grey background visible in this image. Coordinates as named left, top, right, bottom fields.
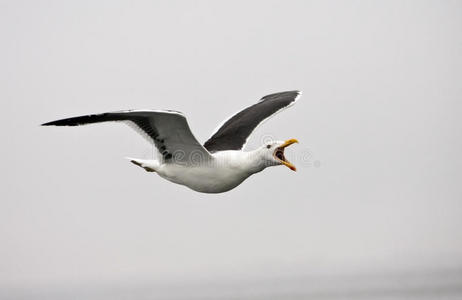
left=1, top=0, right=461, bottom=299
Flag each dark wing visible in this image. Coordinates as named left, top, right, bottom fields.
left=203, top=91, right=301, bottom=153
left=42, top=110, right=212, bottom=164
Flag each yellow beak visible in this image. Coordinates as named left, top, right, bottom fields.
left=274, top=139, right=299, bottom=171
left=279, top=138, right=299, bottom=148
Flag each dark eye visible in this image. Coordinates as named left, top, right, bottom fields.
left=266, top=145, right=271, bottom=149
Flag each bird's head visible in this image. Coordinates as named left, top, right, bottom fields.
left=260, top=139, right=298, bottom=171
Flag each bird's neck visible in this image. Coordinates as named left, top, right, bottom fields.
left=242, top=149, right=267, bottom=174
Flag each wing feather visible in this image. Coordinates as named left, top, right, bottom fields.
left=203, top=91, right=301, bottom=152
left=42, top=110, right=212, bottom=164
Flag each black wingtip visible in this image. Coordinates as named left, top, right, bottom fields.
left=41, top=120, right=68, bottom=126
left=260, top=90, right=301, bottom=102
left=40, top=116, right=91, bottom=126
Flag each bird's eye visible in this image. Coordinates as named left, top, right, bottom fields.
left=266, top=145, right=271, bottom=149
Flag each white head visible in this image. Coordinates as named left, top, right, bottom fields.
left=258, top=139, right=298, bottom=171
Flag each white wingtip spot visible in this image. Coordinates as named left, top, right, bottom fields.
left=294, top=90, right=302, bottom=102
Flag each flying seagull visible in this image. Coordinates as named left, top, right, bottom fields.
left=42, top=91, right=301, bottom=193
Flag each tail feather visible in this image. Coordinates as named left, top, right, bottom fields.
left=126, top=157, right=159, bottom=172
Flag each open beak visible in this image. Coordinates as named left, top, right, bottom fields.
left=273, top=138, right=298, bottom=171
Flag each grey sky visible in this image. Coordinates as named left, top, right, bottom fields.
left=1, top=0, right=461, bottom=298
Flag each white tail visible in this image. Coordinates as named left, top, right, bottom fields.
left=126, top=157, right=159, bottom=172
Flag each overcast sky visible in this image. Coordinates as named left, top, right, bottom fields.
left=1, top=0, right=462, bottom=298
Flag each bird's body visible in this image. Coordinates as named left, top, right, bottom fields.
left=131, top=150, right=265, bottom=193
left=43, top=91, right=301, bottom=193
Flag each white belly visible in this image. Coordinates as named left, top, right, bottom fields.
left=156, top=163, right=251, bottom=193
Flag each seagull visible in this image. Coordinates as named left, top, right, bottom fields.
left=42, top=91, right=301, bottom=193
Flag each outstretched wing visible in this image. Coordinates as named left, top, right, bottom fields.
left=42, top=110, right=212, bottom=164
left=203, top=91, right=301, bottom=153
